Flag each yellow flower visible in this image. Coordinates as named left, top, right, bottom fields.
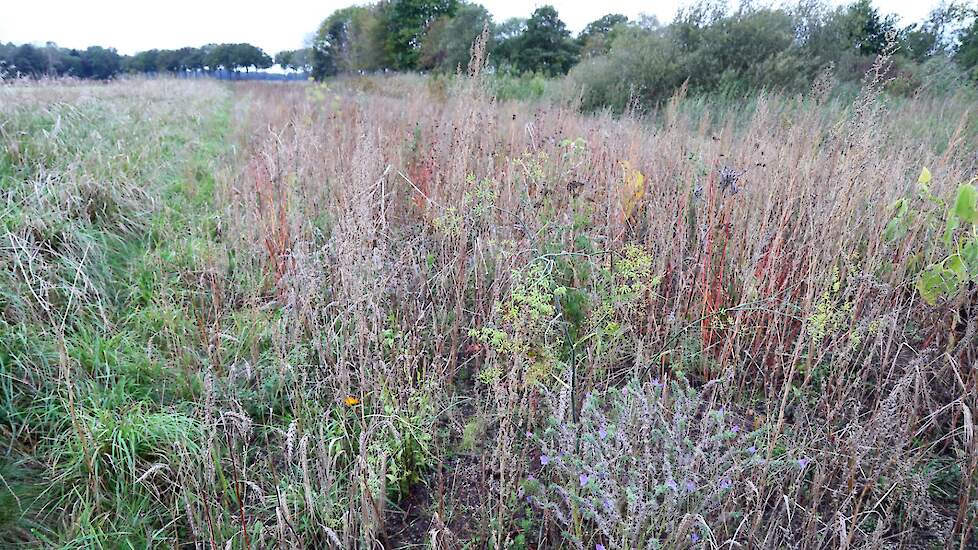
left=344, top=396, right=360, bottom=407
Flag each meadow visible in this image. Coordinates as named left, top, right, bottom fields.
left=1, top=62, right=977, bottom=548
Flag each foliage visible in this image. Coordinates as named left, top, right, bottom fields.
left=419, top=3, right=492, bottom=73
left=382, top=0, right=459, bottom=70
left=499, top=5, right=579, bottom=76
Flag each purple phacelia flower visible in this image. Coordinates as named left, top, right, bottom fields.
left=731, top=424, right=740, bottom=435
left=798, top=458, right=810, bottom=469
left=685, top=480, right=697, bottom=493
left=540, top=454, right=550, bottom=466
left=596, top=545, right=606, bottom=550
left=666, top=478, right=678, bottom=492
left=747, top=445, right=757, bottom=454
left=719, top=479, right=732, bottom=490
left=599, top=427, right=608, bottom=440
left=691, top=532, right=700, bottom=543
left=651, top=377, right=662, bottom=389
left=603, top=497, right=613, bottom=511
left=580, top=474, right=589, bottom=487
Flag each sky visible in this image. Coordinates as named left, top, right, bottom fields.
left=0, top=1, right=941, bottom=57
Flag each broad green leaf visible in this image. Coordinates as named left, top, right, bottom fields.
left=953, top=184, right=978, bottom=224
left=946, top=254, right=967, bottom=283
left=916, top=264, right=956, bottom=305
left=918, top=166, right=932, bottom=185
left=891, top=197, right=908, bottom=216
left=883, top=217, right=907, bottom=242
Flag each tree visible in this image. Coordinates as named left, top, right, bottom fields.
left=205, top=43, right=236, bottom=74
left=277, top=49, right=313, bottom=73
left=512, top=6, right=578, bottom=75
left=312, top=6, right=387, bottom=79
left=275, top=50, right=294, bottom=71
left=10, top=44, right=47, bottom=77
left=382, top=0, right=459, bottom=70
left=578, top=14, right=629, bottom=58
left=842, top=0, right=898, bottom=56
left=419, top=3, right=493, bottom=72
left=232, top=43, right=272, bottom=72
left=957, top=9, right=978, bottom=78
left=492, top=17, right=526, bottom=70
left=903, top=3, right=968, bottom=62
left=78, top=46, right=121, bottom=79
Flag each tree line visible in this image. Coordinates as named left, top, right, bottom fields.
left=311, top=0, right=978, bottom=107
left=4, top=0, right=978, bottom=111
left=0, top=42, right=311, bottom=79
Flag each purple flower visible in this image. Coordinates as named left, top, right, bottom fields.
left=731, top=424, right=740, bottom=435
left=540, top=454, right=550, bottom=466
left=719, top=479, right=732, bottom=491
left=665, top=478, right=678, bottom=492
left=747, top=445, right=757, bottom=455
left=691, top=532, right=700, bottom=543
left=596, top=545, right=606, bottom=550
left=621, top=387, right=628, bottom=396
left=580, top=474, right=589, bottom=487
left=685, top=480, right=697, bottom=493
left=603, top=497, right=613, bottom=511
left=526, top=431, right=533, bottom=438
left=798, top=458, right=810, bottom=469
left=598, top=426, right=608, bottom=440
left=651, top=377, right=662, bottom=389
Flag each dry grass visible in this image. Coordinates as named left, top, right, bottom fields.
left=2, top=66, right=977, bottom=548
left=205, top=61, right=977, bottom=547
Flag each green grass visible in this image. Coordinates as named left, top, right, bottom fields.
left=0, top=82, right=239, bottom=547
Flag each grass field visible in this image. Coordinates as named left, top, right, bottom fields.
left=1, top=69, right=977, bottom=548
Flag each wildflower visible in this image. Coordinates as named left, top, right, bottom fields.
left=596, top=545, right=606, bottom=550
left=685, top=480, right=697, bottom=493
left=747, top=445, right=757, bottom=454
left=731, top=424, right=740, bottom=435
left=665, top=478, right=678, bottom=492
left=719, top=479, right=732, bottom=491
left=603, top=497, right=614, bottom=511
left=580, top=474, right=589, bottom=487
left=343, top=396, right=360, bottom=406
left=798, top=457, right=810, bottom=469
left=540, top=454, right=550, bottom=466
left=691, top=532, right=701, bottom=543
left=651, top=377, right=662, bottom=389
left=599, top=426, right=608, bottom=440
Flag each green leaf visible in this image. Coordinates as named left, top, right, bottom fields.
left=916, top=264, right=957, bottom=305
left=962, top=238, right=978, bottom=276
left=953, top=184, right=978, bottom=224
left=946, top=254, right=967, bottom=283
left=918, top=166, right=932, bottom=186
left=883, top=217, right=907, bottom=242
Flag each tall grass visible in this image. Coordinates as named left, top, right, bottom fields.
left=1, top=63, right=976, bottom=548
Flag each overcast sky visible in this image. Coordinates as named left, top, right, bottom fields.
left=0, top=1, right=940, bottom=56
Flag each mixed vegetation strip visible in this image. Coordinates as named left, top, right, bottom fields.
left=2, top=52, right=978, bottom=549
